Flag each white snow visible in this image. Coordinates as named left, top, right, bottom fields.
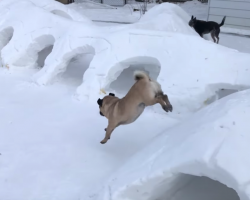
left=0, top=0, right=250, bottom=200
left=96, top=89, right=250, bottom=200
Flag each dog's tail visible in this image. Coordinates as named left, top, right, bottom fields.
left=219, top=16, right=226, bottom=27
left=134, top=70, right=151, bottom=81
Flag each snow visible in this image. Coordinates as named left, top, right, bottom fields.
left=68, top=1, right=142, bottom=23
left=1, top=0, right=250, bottom=200
left=96, top=89, right=250, bottom=200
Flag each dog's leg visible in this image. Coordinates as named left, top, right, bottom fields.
left=162, top=94, right=173, bottom=112
left=158, top=98, right=168, bottom=112
left=154, top=93, right=173, bottom=112
left=211, top=30, right=216, bottom=43
left=100, top=122, right=116, bottom=144
left=215, top=29, right=220, bottom=44
left=216, top=35, right=219, bottom=44
left=198, top=32, right=203, bottom=38
left=158, top=98, right=172, bottom=112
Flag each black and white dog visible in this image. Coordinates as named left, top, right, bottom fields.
left=189, top=15, right=226, bottom=44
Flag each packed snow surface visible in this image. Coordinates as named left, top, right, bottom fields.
left=0, top=0, right=250, bottom=200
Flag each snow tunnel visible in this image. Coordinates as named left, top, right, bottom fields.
left=149, top=174, right=240, bottom=200
left=203, top=84, right=248, bottom=105
left=13, top=34, right=55, bottom=68
left=37, top=45, right=54, bottom=68
left=59, top=51, right=94, bottom=87
left=105, top=56, right=161, bottom=95
left=50, top=45, right=95, bottom=88
left=118, top=173, right=242, bottom=200
left=51, top=10, right=72, bottom=20
left=0, top=27, right=14, bottom=53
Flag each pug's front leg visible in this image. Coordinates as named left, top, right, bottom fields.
left=100, top=123, right=116, bottom=144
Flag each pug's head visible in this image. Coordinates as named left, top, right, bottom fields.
left=97, top=93, right=115, bottom=117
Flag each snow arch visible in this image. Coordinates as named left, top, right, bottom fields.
left=34, top=44, right=96, bottom=85
left=37, top=45, right=54, bottom=68
left=116, top=173, right=241, bottom=200
left=0, top=27, right=14, bottom=53
left=112, top=162, right=246, bottom=200
left=153, top=174, right=240, bottom=200
left=51, top=10, right=72, bottom=20
left=201, top=83, right=249, bottom=106
left=12, top=34, right=55, bottom=68
left=58, top=52, right=94, bottom=87
left=103, top=56, right=161, bottom=94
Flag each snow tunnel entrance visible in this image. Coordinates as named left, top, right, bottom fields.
left=0, top=27, right=14, bottom=51
left=12, top=35, right=55, bottom=68
left=205, top=87, right=242, bottom=105
left=0, top=27, right=14, bottom=66
left=147, top=174, right=240, bottom=200
left=37, top=45, right=54, bottom=68
left=60, top=53, right=94, bottom=87
left=108, top=57, right=161, bottom=95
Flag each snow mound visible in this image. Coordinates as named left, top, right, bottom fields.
left=0, top=0, right=91, bottom=22
left=0, top=0, right=94, bottom=70
left=95, top=89, right=250, bottom=200
left=1, top=0, right=250, bottom=116
left=134, top=3, right=196, bottom=34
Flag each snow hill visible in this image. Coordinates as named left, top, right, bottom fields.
left=0, top=0, right=250, bottom=200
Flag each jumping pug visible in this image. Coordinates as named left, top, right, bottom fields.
left=97, top=70, right=173, bottom=144
left=188, top=15, right=226, bottom=44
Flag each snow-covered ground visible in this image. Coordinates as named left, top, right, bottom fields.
left=1, top=0, right=250, bottom=200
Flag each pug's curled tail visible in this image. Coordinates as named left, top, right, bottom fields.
left=134, top=70, right=162, bottom=94
left=134, top=70, right=151, bottom=81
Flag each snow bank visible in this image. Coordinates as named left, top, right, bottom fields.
left=1, top=0, right=250, bottom=116
left=94, top=89, right=250, bottom=200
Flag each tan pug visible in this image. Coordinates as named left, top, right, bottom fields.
left=97, top=70, right=172, bottom=144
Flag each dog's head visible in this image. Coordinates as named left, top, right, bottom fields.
left=188, top=15, right=197, bottom=27
left=97, top=98, right=104, bottom=116
left=97, top=93, right=116, bottom=117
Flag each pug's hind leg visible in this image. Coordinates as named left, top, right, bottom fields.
left=155, top=93, right=173, bottom=112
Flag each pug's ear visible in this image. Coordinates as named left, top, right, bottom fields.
left=97, top=98, right=103, bottom=107
left=109, top=93, right=115, bottom=97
